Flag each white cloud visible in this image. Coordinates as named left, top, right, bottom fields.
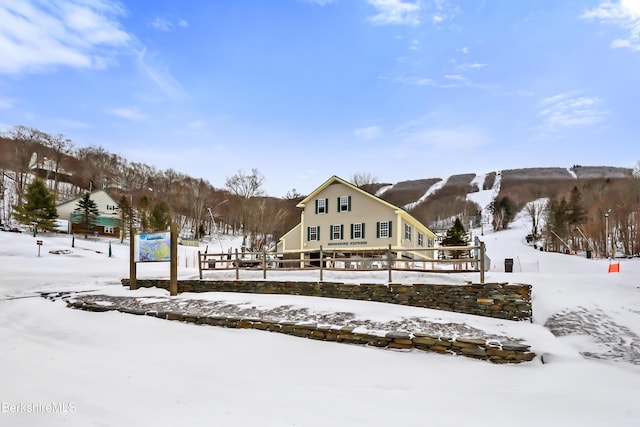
left=136, top=48, right=189, bottom=101
left=398, top=75, right=460, bottom=88
left=0, top=96, right=14, bottom=109
left=538, top=92, right=608, bottom=130
left=106, top=107, right=148, bottom=121
left=300, top=0, right=336, bottom=5
left=151, top=17, right=172, bottom=31
left=152, top=16, right=189, bottom=31
left=354, top=125, right=383, bottom=140
left=0, top=0, right=130, bottom=74
left=581, top=0, right=640, bottom=51
left=51, top=118, right=92, bottom=129
left=397, top=127, right=489, bottom=151
left=367, top=0, right=421, bottom=26
left=515, top=89, right=534, bottom=97
left=187, top=120, right=206, bottom=130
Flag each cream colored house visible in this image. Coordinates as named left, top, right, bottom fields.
left=276, top=176, right=436, bottom=264
left=56, top=190, right=120, bottom=236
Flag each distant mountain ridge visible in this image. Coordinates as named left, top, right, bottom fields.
left=369, top=166, right=635, bottom=231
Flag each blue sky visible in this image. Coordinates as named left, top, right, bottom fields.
left=1, top=0, right=639, bottom=197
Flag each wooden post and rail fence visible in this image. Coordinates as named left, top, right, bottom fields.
left=197, top=242, right=487, bottom=283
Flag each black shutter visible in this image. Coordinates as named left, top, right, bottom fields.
left=307, top=227, right=310, bottom=241
left=350, top=223, right=354, bottom=239
left=376, top=222, right=380, bottom=238
left=348, top=196, right=352, bottom=211
left=315, top=200, right=319, bottom=214
left=389, top=221, right=393, bottom=238
left=362, top=223, right=365, bottom=239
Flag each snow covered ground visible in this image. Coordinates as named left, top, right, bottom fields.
left=1, top=216, right=640, bottom=426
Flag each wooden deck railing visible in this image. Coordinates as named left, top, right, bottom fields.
left=198, top=243, right=487, bottom=283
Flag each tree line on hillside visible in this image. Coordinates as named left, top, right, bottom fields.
left=0, top=125, right=301, bottom=248
left=516, top=177, right=640, bottom=257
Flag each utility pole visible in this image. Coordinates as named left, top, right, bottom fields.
left=604, top=209, right=611, bottom=258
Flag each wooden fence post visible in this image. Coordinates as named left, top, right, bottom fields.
left=262, top=248, right=267, bottom=280
left=480, top=242, right=486, bottom=284
left=235, top=248, right=239, bottom=280
left=129, top=224, right=137, bottom=290
left=387, top=244, right=392, bottom=282
left=319, top=245, right=324, bottom=282
left=198, top=250, right=203, bottom=280
left=170, top=223, right=178, bottom=296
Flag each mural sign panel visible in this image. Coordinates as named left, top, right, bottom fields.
left=135, top=232, right=171, bottom=262
left=129, top=225, right=178, bottom=296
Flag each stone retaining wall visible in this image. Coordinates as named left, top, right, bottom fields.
left=121, top=279, right=532, bottom=321
left=67, top=299, right=536, bottom=364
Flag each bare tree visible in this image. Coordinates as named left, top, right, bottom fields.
left=6, top=125, right=44, bottom=207
left=225, top=168, right=265, bottom=244
left=351, top=172, right=378, bottom=188
left=523, top=199, right=546, bottom=240
left=187, top=178, right=210, bottom=239
left=284, top=188, right=304, bottom=200
left=41, top=132, right=74, bottom=199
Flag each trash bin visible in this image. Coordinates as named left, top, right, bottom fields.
left=504, top=258, right=514, bottom=273
left=586, top=251, right=592, bottom=259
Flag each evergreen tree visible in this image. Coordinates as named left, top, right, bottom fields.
left=74, top=192, right=100, bottom=237
left=544, top=197, right=569, bottom=252
left=138, top=195, right=150, bottom=232
left=118, top=195, right=134, bottom=243
left=149, top=200, right=171, bottom=231
left=441, top=217, right=468, bottom=259
left=567, top=186, right=587, bottom=226
left=12, top=179, right=58, bottom=232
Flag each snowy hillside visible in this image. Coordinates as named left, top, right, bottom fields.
left=1, top=216, right=639, bottom=426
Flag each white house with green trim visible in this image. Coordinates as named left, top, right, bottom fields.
left=56, top=190, right=120, bottom=237
left=276, top=176, right=436, bottom=264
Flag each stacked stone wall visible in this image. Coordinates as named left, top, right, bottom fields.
left=121, top=279, right=532, bottom=321
left=67, top=298, right=536, bottom=364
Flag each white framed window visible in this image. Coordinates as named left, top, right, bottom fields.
left=404, top=223, right=412, bottom=241
left=351, top=223, right=365, bottom=239
left=316, top=198, right=328, bottom=214
left=330, top=224, right=344, bottom=240
left=338, top=196, right=351, bottom=212
left=307, top=226, right=320, bottom=241
left=377, top=221, right=392, bottom=238
left=104, top=226, right=115, bottom=234
left=418, top=232, right=424, bottom=247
